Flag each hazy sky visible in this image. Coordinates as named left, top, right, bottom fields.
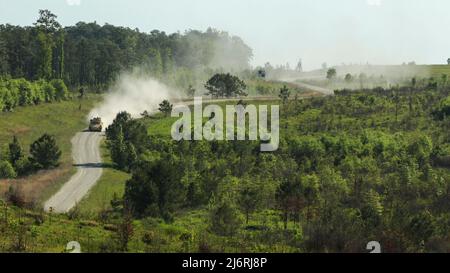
left=1, top=0, right=449, bottom=70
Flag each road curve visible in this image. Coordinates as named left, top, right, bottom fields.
left=44, top=85, right=329, bottom=214
left=44, top=131, right=103, bottom=213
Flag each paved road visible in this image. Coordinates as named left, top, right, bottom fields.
left=44, top=131, right=103, bottom=213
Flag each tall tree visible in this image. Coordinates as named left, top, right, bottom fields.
left=0, top=36, right=8, bottom=75
left=158, top=100, right=173, bottom=116
left=33, top=10, right=61, bottom=34
left=124, top=153, right=185, bottom=221
left=279, top=85, right=290, bottom=104
left=8, top=136, right=24, bottom=167
left=238, top=178, right=262, bottom=224
left=36, top=31, right=53, bottom=80
left=34, top=10, right=62, bottom=80
left=205, top=73, right=247, bottom=98
left=29, top=133, right=61, bottom=169
left=110, top=126, right=128, bottom=170
left=326, top=68, right=337, bottom=80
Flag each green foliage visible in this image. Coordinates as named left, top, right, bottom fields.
left=0, top=78, right=69, bottom=112
left=106, top=111, right=132, bottom=141
left=0, top=12, right=254, bottom=89
left=8, top=135, right=24, bottom=167
left=50, top=79, right=68, bottom=101
left=205, top=73, right=247, bottom=98
left=407, top=211, right=435, bottom=244
left=158, top=100, right=173, bottom=117
left=41, top=81, right=56, bottom=102
left=17, top=79, right=34, bottom=106
left=124, top=152, right=184, bottom=222
left=36, top=31, right=53, bottom=80
left=110, top=126, right=128, bottom=170
left=112, top=84, right=450, bottom=252
left=29, top=133, right=61, bottom=169
left=278, top=85, right=290, bottom=104
left=345, top=73, right=353, bottom=83
left=209, top=200, right=243, bottom=236
left=433, top=96, right=450, bottom=120
left=106, top=112, right=148, bottom=170
left=0, top=160, right=17, bottom=178
left=238, top=177, right=263, bottom=224
left=13, top=157, right=33, bottom=176
left=34, top=9, right=61, bottom=33
left=326, top=68, right=337, bottom=80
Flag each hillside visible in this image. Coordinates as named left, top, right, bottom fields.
left=78, top=83, right=450, bottom=253
left=0, top=94, right=102, bottom=204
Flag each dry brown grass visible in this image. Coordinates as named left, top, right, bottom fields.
left=0, top=162, right=73, bottom=206
left=0, top=95, right=102, bottom=207
left=6, top=126, right=32, bottom=136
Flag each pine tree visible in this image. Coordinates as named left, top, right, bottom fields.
left=0, top=161, right=17, bottom=179
left=29, top=134, right=61, bottom=169
left=278, top=85, right=290, bottom=105
left=158, top=100, right=173, bottom=116
left=125, top=142, right=137, bottom=171
left=210, top=200, right=243, bottom=236
left=110, top=126, right=127, bottom=170
left=8, top=135, right=24, bottom=167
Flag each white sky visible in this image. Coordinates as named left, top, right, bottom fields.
left=0, top=0, right=449, bottom=70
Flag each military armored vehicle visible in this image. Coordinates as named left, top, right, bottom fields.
left=89, top=117, right=103, bottom=132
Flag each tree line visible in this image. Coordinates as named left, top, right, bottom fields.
left=0, top=134, right=61, bottom=179
left=0, top=10, right=253, bottom=90
left=0, top=77, right=68, bottom=112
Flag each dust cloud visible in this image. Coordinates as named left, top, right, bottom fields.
left=88, top=71, right=181, bottom=128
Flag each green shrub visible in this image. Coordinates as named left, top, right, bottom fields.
left=0, top=160, right=17, bottom=179
left=51, top=79, right=69, bottom=101
left=209, top=201, right=243, bottom=236
left=433, top=96, right=450, bottom=120
left=0, top=78, right=68, bottom=111
left=0, top=85, right=6, bottom=111
left=3, top=82, right=18, bottom=111
left=42, top=81, right=56, bottom=102
left=16, top=78, right=34, bottom=106
left=14, top=157, right=34, bottom=176
left=29, top=133, right=62, bottom=169
left=32, top=81, right=45, bottom=104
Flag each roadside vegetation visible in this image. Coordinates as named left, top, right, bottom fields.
left=1, top=78, right=449, bottom=252
left=0, top=94, right=102, bottom=204
left=91, top=78, right=450, bottom=253
left=297, top=64, right=450, bottom=92
left=77, top=141, right=131, bottom=217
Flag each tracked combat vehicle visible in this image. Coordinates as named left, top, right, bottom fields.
left=89, top=117, right=103, bottom=132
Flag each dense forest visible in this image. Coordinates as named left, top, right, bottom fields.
left=0, top=10, right=253, bottom=90
left=102, top=78, right=450, bottom=252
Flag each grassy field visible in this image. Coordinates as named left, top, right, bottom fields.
left=146, top=100, right=282, bottom=137
left=0, top=94, right=103, bottom=204
left=0, top=200, right=298, bottom=252
left=428, top=64, right=450, bottom=77
left=301, top=64, right=450, bottom=79
left=246, top=78, right=320, bottom=96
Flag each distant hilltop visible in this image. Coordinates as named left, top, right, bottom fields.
left=298, top=64, right=450, bottom=80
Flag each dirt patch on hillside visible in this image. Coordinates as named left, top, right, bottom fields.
left=7, top=126, right=32, bottom=136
